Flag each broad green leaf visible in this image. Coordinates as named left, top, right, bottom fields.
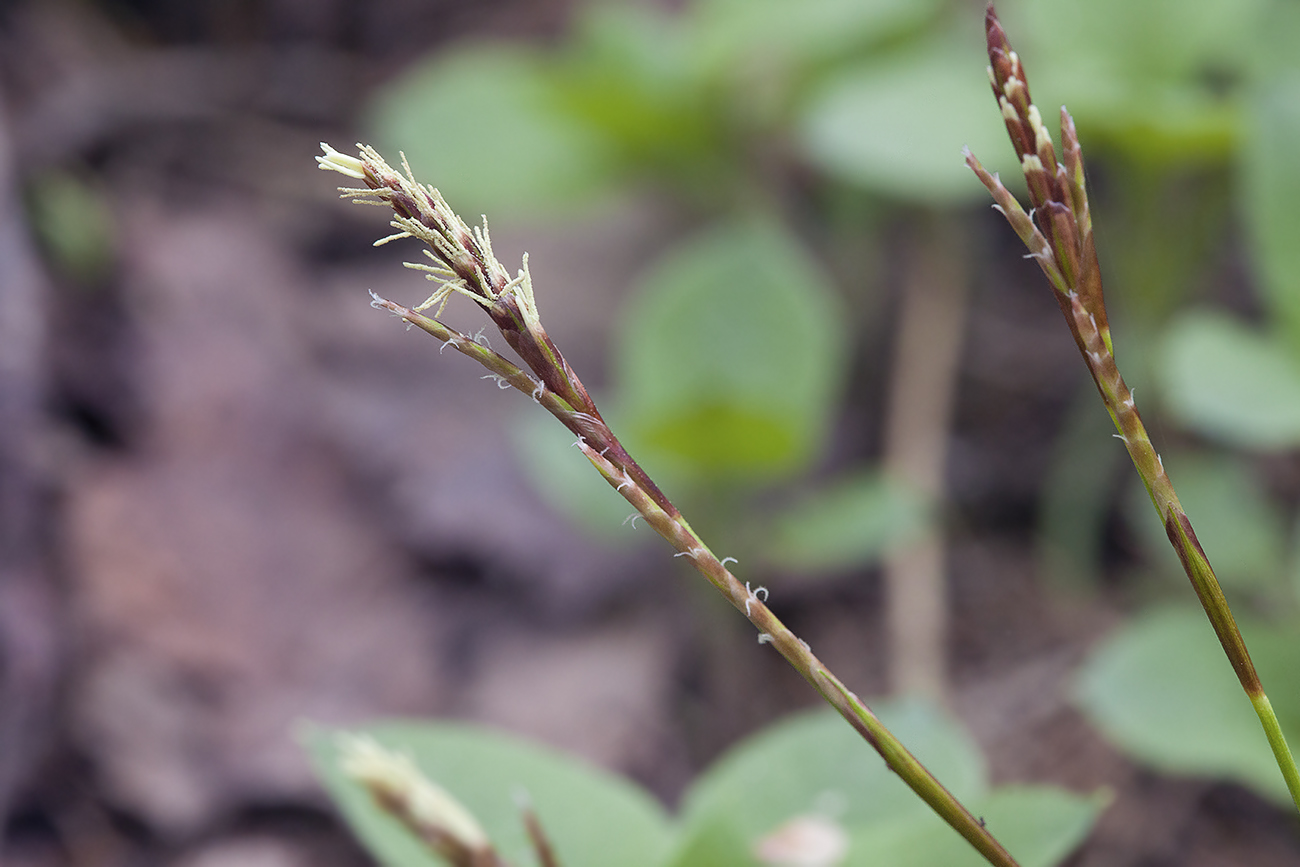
left=762, top=471, right=930, bottom=574
left=1157, top=310, right=1300, bottom=449
left=1066, top=80, right=1238, bottom=162
left=556, top=3, right=727, bottom=193
left=1125, top=451, right=1287, bottom=591
left=665, top=698, right=987, bottom=867
left=306, top=722, right=672, bottom=867
left=618, top=219, right=848, bottom=479
left=1074, top=606, right=1300, bottom=805
left=1251, top=0, right=1300, bottom=81
left=999, top=0, right=1267, bottom=160
left=797, top=35, right=1021, bottom=204
left=689, top=0, right=938, bottom=74
left=367, top=45, right=617, bottom=217
left=1240, top=71, right=1300, bottom=345
left=845, top=786, right=1105, bottom=867
left=1005, top=0, right=1267, bottom=81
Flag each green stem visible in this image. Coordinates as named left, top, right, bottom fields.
left=374, top=295, right=1023, bottom=867
left=974, top=0, right=1299, bottom=821
left=578, top=438, right=1020, bottom=867
left=1252, top=694, right=1300, bottom=809
left=1062, top=291, right=1300, bottom=815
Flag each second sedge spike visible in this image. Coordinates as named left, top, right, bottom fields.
left=971, top=5, right=1108, bottom=332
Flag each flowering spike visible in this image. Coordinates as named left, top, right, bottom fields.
left=968, top=8, right=1106, bottom=330
left=326, top=137, right=1039, bottom=862
left=969, top=5, right=1300, bottom=814
left=964, top=148, right=1066, bottom=293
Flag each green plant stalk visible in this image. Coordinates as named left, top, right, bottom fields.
left=318, top=143, right=1023, bottom=867
left=968, top=4, right=1300, bottom=813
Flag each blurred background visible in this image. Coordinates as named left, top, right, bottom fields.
left=2, top=0, right=1299, bottom=864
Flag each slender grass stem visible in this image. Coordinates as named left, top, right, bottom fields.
left=970, top=3, right=1300, bottom=814
left=362, top=291, right=1021, bottom=867
left=321, top=135, right=1023, bottom=863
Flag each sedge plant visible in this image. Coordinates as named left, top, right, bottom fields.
left=964, top=3, right=1300, bottom=814
left=314, top=143, right=1023, bottom=866
left=312, top=6, right=1299, bottom=863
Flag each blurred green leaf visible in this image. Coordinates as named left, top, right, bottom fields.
left=1125, top=451, right=1287, bottom=591
left=666, top=698, right=986, bottom=867
left=1071, top=82, right=1238, bottom=162
left=1006, top=0, right=1266, bottom=79
left=1091, top=164, right=1231, bottom=324
left=306, top=722, right=672, bottom=867
left=689, top=0, right=938, bottom=73
left=667, top=699, right=1100, bottom=866
left=797, top=36, right=1020, bottom=204
left=27, top=171, right=115, bottom=281
left=1000, top=0, right=1269, bottom=160
left=555, top=4, right=728, bottom=195
left=618, top=219, right=848, bottom=479
left=368, top=45, right=617, bottom=217
left=1250, top=0, right=1300, bottom=79
left=1074, top=606, right=1300, bottom=806
left=1157, top=310, right=1300, bottom=449
left=762, top=471, right=930, bottom=574
left=308, top=707, right=1102, bottom=867
left=1240, top=70, right=1300, bottom=345
left=846, top=786, right=1105, bottom=867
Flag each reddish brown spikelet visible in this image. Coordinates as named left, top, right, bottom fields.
left=973, top=4, right=1111, bottom=335
left=985, top=10, right=1033, bottom=162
